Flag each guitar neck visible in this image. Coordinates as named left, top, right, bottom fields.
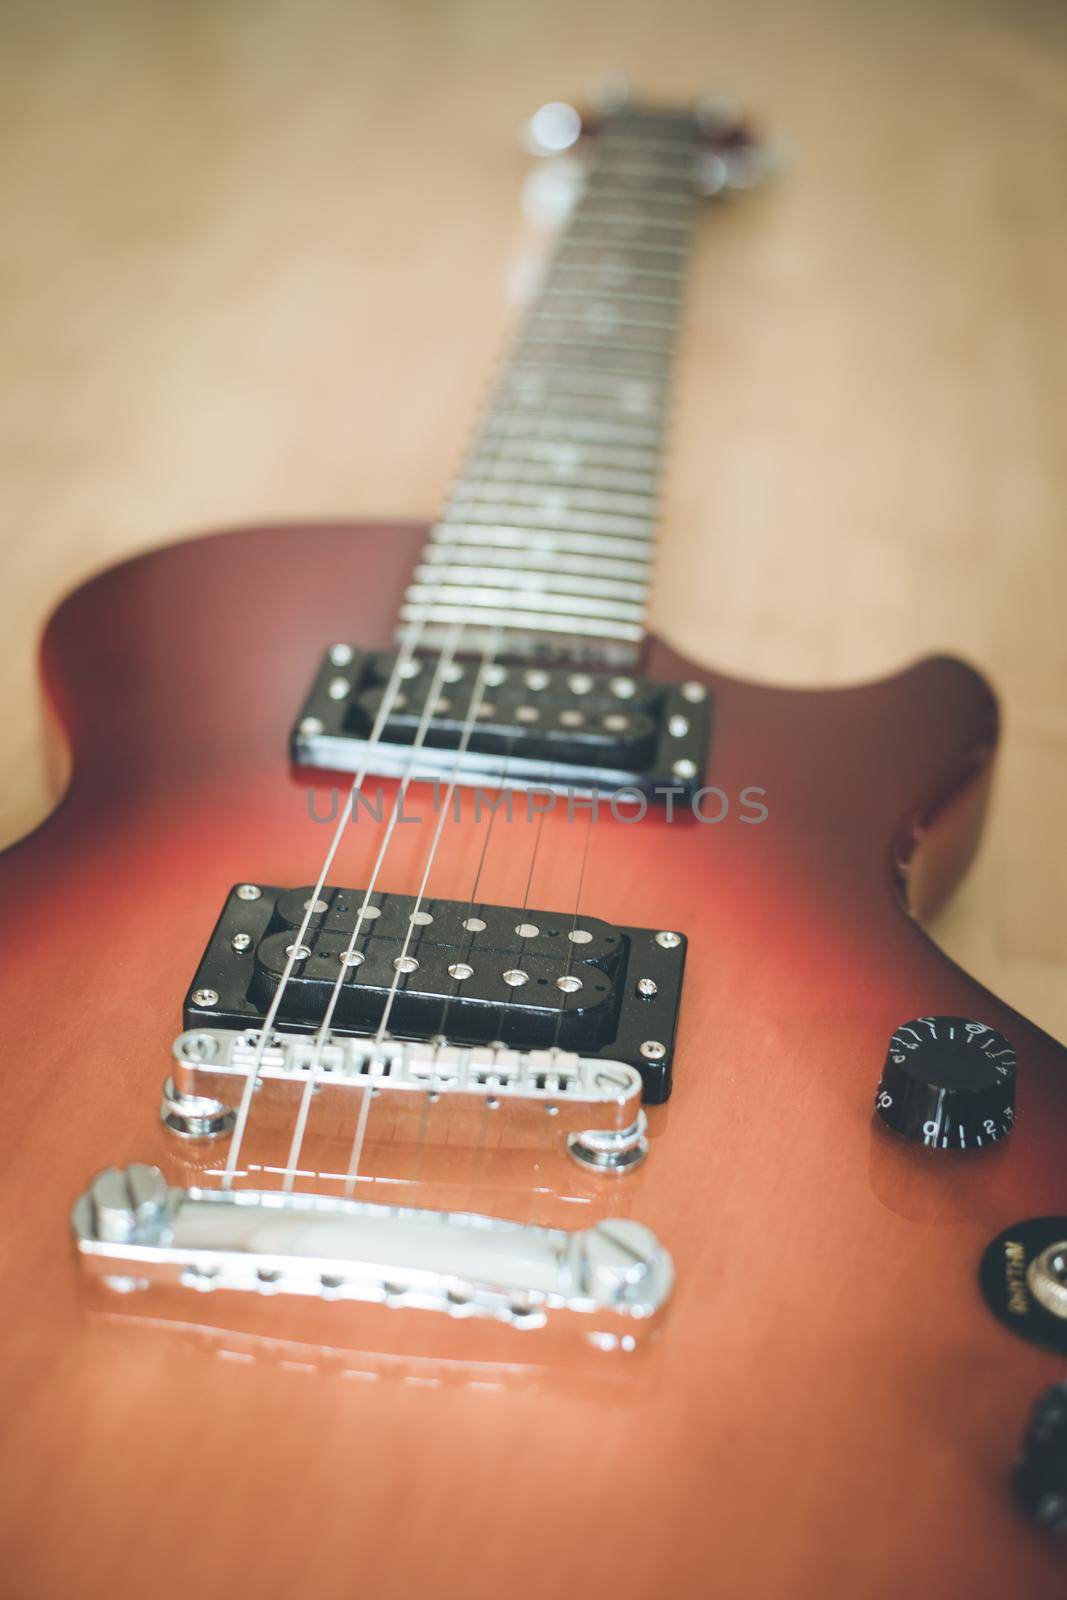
left=399, top=109, right=709, bottom=665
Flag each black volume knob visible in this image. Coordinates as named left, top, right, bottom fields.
left=1015, top=1381, right=1067, bottom=1540
left=875, top=1015, right=1016, bottom=1150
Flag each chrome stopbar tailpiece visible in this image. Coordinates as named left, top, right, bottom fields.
left=73, top=1165, right=673, bottom=1344
left=163, top=1027, right=649, bottom=1172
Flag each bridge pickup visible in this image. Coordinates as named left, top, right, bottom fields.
left=185, top=883, right=686, bottom=1100
left=73, top=1165, right=673, bottom=1344
left=291, top=647, right=710, bottom=797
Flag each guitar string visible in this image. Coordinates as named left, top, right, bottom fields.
left=225, top=125, right=692, bottom=1191
left=275, top=629, right=475, bottom=1190
left=221, top=615, right=456, bottom=1187
left=277, top=634, right=498, bottom=1193
left=338, top=639, right=503, bottom=1195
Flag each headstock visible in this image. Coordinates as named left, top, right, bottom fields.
left=521, top=85, right=775, bottom=198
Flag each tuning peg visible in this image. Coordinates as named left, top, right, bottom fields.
left=521, top=101, right=583, bottom=157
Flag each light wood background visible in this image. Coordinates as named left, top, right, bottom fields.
left=1, top=0, right=1064, bottom=1043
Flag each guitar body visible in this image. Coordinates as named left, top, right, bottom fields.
left=1, top=520, right=1064, bottom=1599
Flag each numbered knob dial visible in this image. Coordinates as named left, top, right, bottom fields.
left=875, top=1016, right=1016, bottom=1150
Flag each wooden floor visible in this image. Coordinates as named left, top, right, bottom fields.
left=1, top=0, right=1064, bottom=1044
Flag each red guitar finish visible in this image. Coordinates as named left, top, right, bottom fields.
left=1, top=520, right=1064, bottom=1599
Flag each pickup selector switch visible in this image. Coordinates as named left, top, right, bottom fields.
left=874, top=1015, right=1016, bottom=1150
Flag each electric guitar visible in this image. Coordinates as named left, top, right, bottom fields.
left=1, top=93, right=1065, bottom=1600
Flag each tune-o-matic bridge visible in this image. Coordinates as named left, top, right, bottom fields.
left=184, top=882, right=686, bottom=1100
left=291, top=648, right=711, bottom=797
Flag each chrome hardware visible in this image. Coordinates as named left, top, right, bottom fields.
left=160, top=1076, right=237, bottom=1140
left=168, top=1027, right=645, bottom=1147
left=568, top=1112, right=649, bottom=1174
left=1028, top=1244, right=1067, bottom=1323
left=639, top=1040, right=666, bottom=1061
left=72, top=1168, right=673, bottom=1341
left=192, top=987, right=219, bottom=1008
left=654, top=930, right=682, bottom=949
left=522, top=101, right=583, bottom=157
left=236, top=883, right=263, bottom=901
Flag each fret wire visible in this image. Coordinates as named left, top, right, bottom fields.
left=404, top=585, right=645, bottom=625
left=443, top=503, right=653, bottom=540
left=530, top=300, right=675, bottom=332
left=415, top=569, right=652, bottom=604
left=430, top=524, right=654, bottom=561
left=450, top=478, right=659, bottom=516
left=419, top=545, right=650, bottom=583
left=460, top=457, right=659, bottom=494
left=477, top=409, right=664, bottom=447
left=540, top=269, right=683, bottom=304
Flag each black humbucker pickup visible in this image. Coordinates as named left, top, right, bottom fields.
left=185, top=883, right=687, bottom=1101
left=290, top=648, right=711, bottom=799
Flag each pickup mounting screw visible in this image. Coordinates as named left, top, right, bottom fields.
left=192, top=988, right=219, bottom=1008
left=640, top=1040, right=666, bottom=1061
left=231, top=933, right=252, bottom=953
left=636, top=977, right=658, bottom=998
left=672, top=758, right=697, bottom=780
left=329, top=643, right=354, bottom=666
left=300, top=716, right=324, bottom=736
left=328, top=677, right=350, bottom=700
left=681, top=681, right=707, bottom=704
left=655, top=930, right=682, bottom=949
left=236, top=884, right=261, bottom=901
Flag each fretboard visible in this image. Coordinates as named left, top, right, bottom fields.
left=399, top=109, right=707, bottom=665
